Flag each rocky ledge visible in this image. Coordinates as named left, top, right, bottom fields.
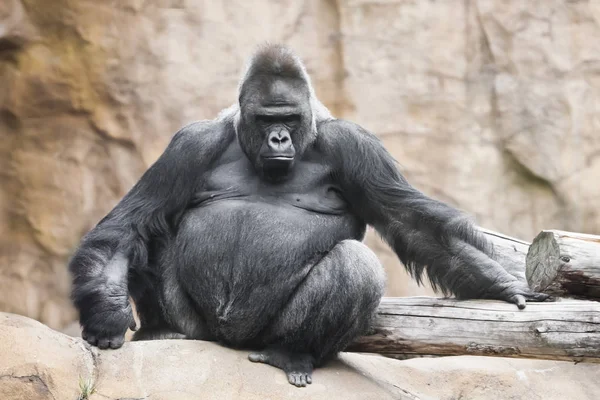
left=0, top=312, right=598, bottom=400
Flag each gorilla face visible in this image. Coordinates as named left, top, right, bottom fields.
left=238, top=75, right=313, bottom=181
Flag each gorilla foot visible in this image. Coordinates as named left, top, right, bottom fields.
left=248, top=347, right=314, bottom=387
left=132, top=327, right=186, bottom=341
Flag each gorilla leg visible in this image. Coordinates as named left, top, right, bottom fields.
left=249, top=239, right=385, bottom=386
left=128, top=269, right=186, bottom=341
left=132, top=327, right=186, bottom=341
left=155, top=252, right=216, bottom=342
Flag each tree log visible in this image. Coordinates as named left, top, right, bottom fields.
left=526, top=230, right=600, bottom=300
left=480, top=228, right=530, bottom=282
left=348, top=297, right=600, bottom=363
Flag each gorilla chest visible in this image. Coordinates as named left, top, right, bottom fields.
left=194, top=156, right=348, bottom=215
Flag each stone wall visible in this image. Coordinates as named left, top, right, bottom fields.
left=1, top=0, right=599, bottom=329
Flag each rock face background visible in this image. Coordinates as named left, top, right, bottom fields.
left=1, top=0, right=599, bottom=330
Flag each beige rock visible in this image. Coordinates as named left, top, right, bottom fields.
left=1, top=312, right=599, bottom=400
left=0, top=313, right=94, bottom=400
left=1, top=0, right=600, bottom=324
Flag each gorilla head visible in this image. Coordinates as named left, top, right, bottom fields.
left=236, top=45, right=316, bottom=181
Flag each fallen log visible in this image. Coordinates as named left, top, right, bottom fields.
left=526, top=230, right=600, bottom=301
left=480, top=228, right=529, bottom=282
left=348, top=297, right=600, bottom=363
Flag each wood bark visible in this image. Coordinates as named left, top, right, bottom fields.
left=348, top=297, right=600, bottom=363
left=480, top=228, right=530, bottom=282
left=526, top=230, right=600, bottom=300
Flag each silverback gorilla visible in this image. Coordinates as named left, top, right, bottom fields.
left=70, top=44, right=549, bottom=386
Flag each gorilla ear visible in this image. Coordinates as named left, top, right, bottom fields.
left=310, top=96, right=333, bottom=132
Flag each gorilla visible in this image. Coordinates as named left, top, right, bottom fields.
left=69, top=44, right=548, bottom=387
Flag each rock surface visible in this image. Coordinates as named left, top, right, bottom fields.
left=1, top=312, right=599, bottom=400
left=1, top=0, right=600, bottom=327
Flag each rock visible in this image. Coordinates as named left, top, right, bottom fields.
left=0, top=313, right=94, bottom=400
left=1, top=312, right=599, bottom=400
left=2, top=0, right=600, bottom=325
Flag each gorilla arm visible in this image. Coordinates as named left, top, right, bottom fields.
left=320, top=120, right=549, bottom=308
left=69, top=121, right=224, bottom=348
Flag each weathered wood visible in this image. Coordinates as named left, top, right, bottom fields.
left=526, top=230, right=600, bottom=301
left=348, top=297, right=600, bottom=363
left=480, top=228, right=530, bottom=282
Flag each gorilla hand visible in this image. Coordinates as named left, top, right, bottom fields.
left=71, top=248, right=137, bottom=349
left=484, top=278, right=552, bottom=310
left=80, top=296, right=137, bottom=349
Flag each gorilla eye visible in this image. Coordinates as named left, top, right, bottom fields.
left=255, top=114, right=300, bottom=124
left=255, top=115, right=278, bottom=124
left=281, top=114, right=301, bottom=124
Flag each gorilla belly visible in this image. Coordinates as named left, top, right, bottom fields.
left=172, top=198, right=363, bottom=343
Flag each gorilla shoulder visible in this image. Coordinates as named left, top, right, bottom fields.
left=169, top=118, right=235, bottom=152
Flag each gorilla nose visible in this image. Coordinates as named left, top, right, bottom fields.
left=268, top=131, right=292, bottom=151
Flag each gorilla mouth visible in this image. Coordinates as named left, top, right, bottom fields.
left=262, top=156, right=294, bottom=167
left=262, top=156, right=294, bottom=180
left=264, top=156, right=294, bottom=161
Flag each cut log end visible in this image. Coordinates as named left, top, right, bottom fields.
left=526, top=230, right=600, bottom=300
left=526, top=231, right=563, bottom=292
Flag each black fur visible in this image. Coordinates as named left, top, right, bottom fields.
left=69, top=44, right=548, bottom=385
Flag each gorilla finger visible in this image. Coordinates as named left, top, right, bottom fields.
left=81, top=330, right=88, bottom=341
left=512, top=294, right=526, bottom=310
left=248, top=353, right=267, bottom=363
left=530, top=292, right=553, bottom=302
left=97, top=338, right=111, bottom=349
left=85, top=334, right=98, bottom=346
left=306, top=375, right=312, bottom=384
left=109, top=336, right=125, bottom=349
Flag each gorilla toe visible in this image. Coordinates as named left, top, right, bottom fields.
left=248, top=347, right=314, bottom=387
